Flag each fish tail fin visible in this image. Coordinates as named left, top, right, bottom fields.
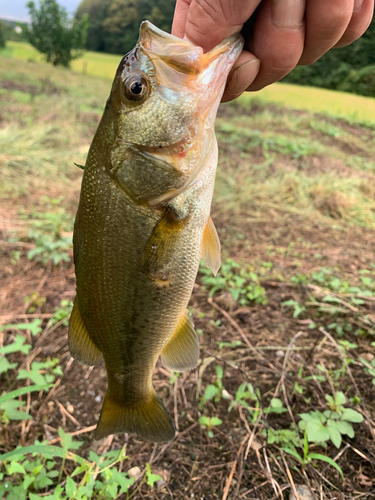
left=94, top=390, right=175, bottom=443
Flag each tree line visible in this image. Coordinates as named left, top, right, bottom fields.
left=0, top=0, right=374, bottom=97
left=75, top=0, right=175, bottom=55
left=283, top=16, right=375, bottom=97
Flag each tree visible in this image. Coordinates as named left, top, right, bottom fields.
left=76, top=0, right=175, bottom=54
left=26, top=0, right=89, bottom=67
left=283, top=16, right=375, bottom=97
left=75, top=0, right=112, bottom=52
left=0, top=21, right=8, bottom=48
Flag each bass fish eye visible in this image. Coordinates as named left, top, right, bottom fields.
left=124, top=75, right=149, bottom=102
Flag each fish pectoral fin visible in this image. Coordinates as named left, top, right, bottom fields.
left=95, top=390, right=175, bottom=443
left=68, top=299, right=102, bottom=366
left=202, top=216, right=221, bottom=277
left=161, top=312, right=199, bottom=372
left=142, top=206, right=188, bottom=274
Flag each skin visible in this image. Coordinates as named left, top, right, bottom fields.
left=172, top=0, right=374, bottom=101
left=69, top=23, right=243, bottom=442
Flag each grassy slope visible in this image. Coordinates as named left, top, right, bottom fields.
left=1, top=49, right=375, bottom=498
left=6, top=40, right=375, bottom=125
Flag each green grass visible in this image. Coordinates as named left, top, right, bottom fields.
left=1, top=47, right=375, bottom=229
left=5, top=40, right=122, bottom=80
left=4, top=41, right=375, bottom=125
left=239, top=83, right=375, bottom=126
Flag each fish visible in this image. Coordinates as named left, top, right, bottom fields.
left=68, top=21, right=243, bottom=443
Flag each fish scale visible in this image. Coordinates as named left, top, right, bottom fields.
left=69, top=21, right=243, bottom=442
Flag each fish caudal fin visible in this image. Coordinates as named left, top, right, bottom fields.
left=68, top=300, right=102, bottom=366
left=202, top=217, right=221, bottom=276
left=95, top=391, right=175, bottom=443
left=161, top=312, right=199, bottom=372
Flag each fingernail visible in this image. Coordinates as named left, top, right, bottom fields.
left=353, top=0, right=364, bottom=11
left=272, top=0, right=305, bottom=28
left=226, top=58, right=260, bottom=96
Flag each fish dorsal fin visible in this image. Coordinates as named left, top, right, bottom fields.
left=202, top=217, right=221, bottom=276
left=161, top=312, right=199, bottom=372
left=68, top=299, right=102, bottom=366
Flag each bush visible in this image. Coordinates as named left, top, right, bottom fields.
left=338, top=65, right=375, bottom=98
left=25, top=0, right=89, bottom=67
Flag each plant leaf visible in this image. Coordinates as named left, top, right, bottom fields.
left=326, top=420, right=342, bottom=448
left=306, top=420, right=330, bottom=443
left=308, top=453, right=344, bottom=479
left=341, top=408, right=364, bottom=423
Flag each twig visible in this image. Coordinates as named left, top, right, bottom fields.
left=240, top=480, right=269, bottom=498
left=349, top=445, right=372, bottom=462
left=208, top=298, right=263, bottom=360
left=0, top=313, right=53, bottom=323
left=279, top=331, right=304, bottom=433
left=173, top=377, right=179, bottom=432
left=281, top=454, right=300, bottom=500
left=55, top=400, right=81, bottom=427
left=222, top=434, right=248, bottom=500
left=263, top=447, right=282, bottom=498
left=47, top=425, right=97, bottom=444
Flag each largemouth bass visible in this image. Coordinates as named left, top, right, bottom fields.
left=69, top=21, right=243, bottom=443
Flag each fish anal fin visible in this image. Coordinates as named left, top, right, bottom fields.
left=161, top=312, right=199, bottom=372
left=94, top=390, right=175, bottom=443
left=142, top=206, right=187, bottom=274
left=202, top=216, right=221, bottom=276
left=68, top=299, right=102, bottom=366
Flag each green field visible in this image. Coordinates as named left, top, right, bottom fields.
left=5, top=40, right=375, bottom=125
left=1, top=46, right=375, bottom=499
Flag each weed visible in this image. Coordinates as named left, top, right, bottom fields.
left=51, top=299, right=73, bottom=326
left=198, top=416, right=223, bottom=438
left=298, top=391, right=363, bottom=448
left=283, top=431, right=344, bottom=479
left=0, top=324, right=161, bottom=498
left=27, top=210, right=72, bottom=265
left=228, top=383, right=261, bottom=422
left=359, top=356, right=375, bottom=385
left=202, top=365, right=224, bottom=404
left=282, top=299, right=306, bottom=318
left=200, top=259, right=268, bottom=306
left=24, top=291, right=46, bottom=313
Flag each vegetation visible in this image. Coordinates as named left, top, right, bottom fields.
left=0, top=21, right=7, bottom=49
left=25, top=0, right=89, bottom=67
left=1, top=48, right=375, bottom=498
left=284, top=17, right=375, bottom=97
left=75, top=0, right=175, bottom=54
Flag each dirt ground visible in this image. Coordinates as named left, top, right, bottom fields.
left=1, top=59, right=375, bottom=498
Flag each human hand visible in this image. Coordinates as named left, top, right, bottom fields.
left=172, top=0, right=374, bottom=102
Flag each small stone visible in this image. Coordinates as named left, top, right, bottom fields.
left=289, top=485, right=316, bottom=500
left=67, top=404, right=74, bottom=414
left=361, top=352, right=374, bottom=362
left=95, top=395, right=102, bottom=403
left=152, top=469, right=171, bottom=489
left=88, top=390, right=95, bottom=396
left=275, top=350, right=285, bottom=358
left=128, top=466, right=142, bottom=481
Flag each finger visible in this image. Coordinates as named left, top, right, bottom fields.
left=335, top=0, right=374, bottom=47
left=246, top=0, right=306, bottom=92
left=222, top=51, right=260, bottom=102
left=172, top=0, right=192, bottom=39
left=299, top=0, right=354, bottom=65
left=172, top=0, right=261, bottom=52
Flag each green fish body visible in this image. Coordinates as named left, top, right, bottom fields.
left=69, top=22, right=243, bottom=443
